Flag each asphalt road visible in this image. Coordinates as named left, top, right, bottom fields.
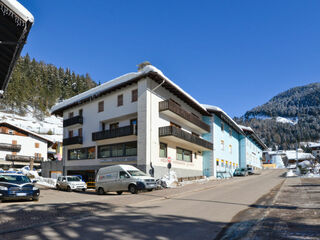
left=1, top=169, right=286, bottom=240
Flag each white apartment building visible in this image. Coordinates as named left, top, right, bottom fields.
left=0, top=122, right=52, bottom=169
left=51, top=64, right=213, bottom=182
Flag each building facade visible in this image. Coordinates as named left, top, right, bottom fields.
left=51, top=65, right=213, bottom=182
left=0, top=122, right=51, bottom=169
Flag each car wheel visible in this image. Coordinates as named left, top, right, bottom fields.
left=129, top=184, right=138, bottom=194
left=33, top=197, right=39, bottom=201
left=67, top=186, right=72, bottom=192
left=56, top=185, right=60, bottom=190
left=147, top=189, right=153, bottom=192
left=82, top=188, right=86, bottom=192
left=98, top=187, right=105, bottom=195
left=116, top=191, right=123, bottom=195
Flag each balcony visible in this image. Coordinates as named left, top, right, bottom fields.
left=92, top=125, right=137, bottom=141
left=0, top=143, right=21, bottom=152
left=63, top=136, right=83, bottom=146
left=159, top=99, right=210, bottom=133
left=159, top=126, right=213, bottom=151
left=5, top=154, right=43, bottom=163
left=63, top=115, right=83, bottom=127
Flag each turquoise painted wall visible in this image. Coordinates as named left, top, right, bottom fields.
left=202, top=116, right=213, bottom=177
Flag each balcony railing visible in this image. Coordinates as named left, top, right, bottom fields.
left=0, top=143, right=21, bottom=152
left=63, top=136, right=83, bottom=146
left=159, top=99, right=210, bottom=132
left=159, top=126, right=213, bottom=150
left=5, top=154, right=43, bottom=163
left=63, top=115, right=83, bottom=127
left=92, top=125, right=137, bottom=141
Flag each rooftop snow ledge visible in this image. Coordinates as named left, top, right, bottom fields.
left=1, top=0, right=34, bottom=23
left=51, top=65, right=208, bottom=115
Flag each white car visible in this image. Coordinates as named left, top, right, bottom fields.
left=56, top=176, right=87, bottom=192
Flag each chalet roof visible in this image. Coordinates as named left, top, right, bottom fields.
left=0, top=0, right=34, bottom=95
left=202, top=104, right=244, bottom=134
left=0, top=121, right=53, bottom=144
left=51, top=65, right=210, bottom=116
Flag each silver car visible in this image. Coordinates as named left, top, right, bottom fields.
left=56, top=176, right=87, bottom=192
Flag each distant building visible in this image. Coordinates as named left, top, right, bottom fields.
left=0, top=122, right=53, bottom=169
left=308, top=143, right=320, bottom=159
left=282, top=150, right=315, bottom=168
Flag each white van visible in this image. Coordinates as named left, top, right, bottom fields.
left=95, top=165, right=156, bottom=195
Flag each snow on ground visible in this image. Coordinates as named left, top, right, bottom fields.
left=276, top=116, right=298, bottom=125
left=0, top=109, right=62, bottom=139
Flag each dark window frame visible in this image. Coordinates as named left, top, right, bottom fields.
left=98, top=141, right=137, bottom=158
left=117, top=94, right=123, bottom=107
left=131, top=89, right=138, bottom=102
left=159, top=142, right=167, bottom=158
left=98, top=101, right=104, bottom=113
left=68, top=146, right=96, bottom=160
left=176, top=147, right=192, bottom=162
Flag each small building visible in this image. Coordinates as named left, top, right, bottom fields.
left=282, top=150, right=315, bottom=168
left=0, top=122, right=53, bottom=169
left=51, top=64, right=213, bottom=183
left=308, top=143, right=320, bottom=160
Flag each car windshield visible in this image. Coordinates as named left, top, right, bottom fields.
left=67, top=176, right=81, bottom=182
left=0, top=175, right=31, bottom=184
left=127, top=170, right=147, bottom=177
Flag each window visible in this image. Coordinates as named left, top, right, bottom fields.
left=68, top=147, right=96, bottom=160
left=68, top=130, right=73, bottom=138
left=221, top=140, right=224, bottom=151
left=110, top=122, right=119, bottom=130
left=69, top=112, right=74, bottom=118
left=119, top=171, right=129, bottom=179
left=78, top=128, right=82, bottom=137
left=194, top=152, right=197, bottom=159
left=98, top=101, right=104, bottom=112
left=102, top=122, right=106, bottom=131
left=176, top=147, right=192, bottom=162
left=98, top=142, right=137, bottom=158
left=132, top=89, right=138, bottom=102
left=117, top=94, right=123, bottom=106
left=221, top=122, right=224, bottom=131
left=79, top=109, right=83, bottom=116
left=35, top=143, right=39, bottom=148
left=12, top=140, right=17, bottom=145
left=229, top=144, right=232, bottom=153
left=216, top=159, right=219, bottom=166
left=8, top=130, right=13, bottom=135
left=159, top=143, right=167, bottom=158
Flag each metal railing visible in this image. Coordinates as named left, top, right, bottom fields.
left=63, top=115, right=83, bottom=127
left=159, top=126, right=213, bottom=150
left=63, top=136, right=83, bottom=146
left=159, top=99, right=210, bottom=132
left=92, top=125, right=137, bottom=141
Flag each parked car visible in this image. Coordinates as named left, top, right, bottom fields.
left=233, top=168, right=248, bottom=176
left=0, top=173, right=40, bottom=202
left=96, top=165, right=156, bottom=195
left=56, top=176, right=87, bottom=192
left=247, top=167, right=254, bottom=175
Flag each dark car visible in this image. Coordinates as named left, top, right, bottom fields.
left=233, top=168, right=248, bottom=177
left=0, top=173, right=40, bottom=202
left=247, top=167, right=254, bottom=175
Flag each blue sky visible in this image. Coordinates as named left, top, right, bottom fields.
left=20, top=0, right=320, bottom=117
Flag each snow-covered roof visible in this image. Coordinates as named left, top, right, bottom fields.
left=308, top=143, right=320, bottom=148
left=51, top=65, right=209, bottom=116
left=238, top=125, right=254, bottom=132
left=285, top=151, right=315, bottom=160
left=202, top=104, right=244, bottom=134
left=1, top=0, right=34, bottom=23
left=239, top=124, right=268, bottom=150
left=0, top=121, right=53, bottom=144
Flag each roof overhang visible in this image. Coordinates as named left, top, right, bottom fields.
left=242, top=129, right=268, bottom=150
left=51, top=71, right=211, bottom=117
left=0, top=0, right=34, bottom=96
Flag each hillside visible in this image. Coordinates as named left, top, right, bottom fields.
left=235, top=83, right=320, bottom=150
left=1, top=54, right=96, bottom=118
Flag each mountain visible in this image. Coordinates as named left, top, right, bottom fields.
left=234, top=83, right=320, bottom=150
left=1, top=54, right=97, bottom=117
